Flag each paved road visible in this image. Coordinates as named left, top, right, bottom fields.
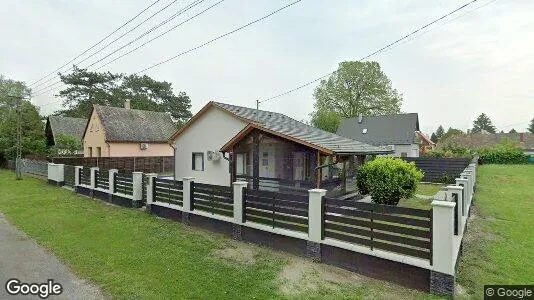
left=0, top=213, right=105, bottom=300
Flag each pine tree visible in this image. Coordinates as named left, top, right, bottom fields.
left=472, top=113, right=497, bottom=133
left=528, top=118, right=534, bottom=133
left=435, top=125, right=445, bottom=139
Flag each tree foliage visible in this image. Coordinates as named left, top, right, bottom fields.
left=311, top=61, right=402, bottom=128
left=57, top=66, right=192, bottom=126
left=430, top=132, right=438, bottom=143
left=356, top=158, right=423, bottom=206
left=441, top=127, right=463, bottom=140
left=528, top=118, right=534, bottom=133
left=310, top=109, right=342, bottom=133
left=435, top=125, right=445, bottom=140
left=472, top=113, right=496, bottom=133
left=48, top=135, right=82, bottom=157
left=0, top=76, right=46, bottom=161
left=508, top=128, right=517, bottom=134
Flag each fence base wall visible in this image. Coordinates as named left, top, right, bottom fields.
left=148, top=203, right=436, bottom=294
left=429, top=271, right=455, bottom=296
left=48, top=179, right=64, bottom=187
left=321, top=244, right=431, bottom=292
left=111, top=195, right=137, bottom=208
left=93, top=190, right=108, bottom=202
left=75, top=186, right=92, bottom=197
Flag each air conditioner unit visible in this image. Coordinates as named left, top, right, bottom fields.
left=140, top=143, right=149, bottom=150
left=207, top=150, right=221, bottom=161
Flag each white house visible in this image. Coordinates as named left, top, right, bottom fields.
left=169, top=102, right=391, bottom=190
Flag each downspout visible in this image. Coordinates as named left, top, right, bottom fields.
left=170, top=142, right=176, bottom=180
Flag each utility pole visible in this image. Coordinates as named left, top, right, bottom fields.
left=7, top=95, right=24, bottom=180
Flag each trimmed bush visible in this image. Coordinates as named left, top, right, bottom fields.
left=478, top=140, right=528, bottom=164
left=356, top=158, right=423, bottom=206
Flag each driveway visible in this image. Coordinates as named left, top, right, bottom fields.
left=0, top=213, right=105, bottom=299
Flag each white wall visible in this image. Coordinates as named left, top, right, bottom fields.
left=173, top=107, right=247, bottom=186
left=380, top=144, right=420, bottom=158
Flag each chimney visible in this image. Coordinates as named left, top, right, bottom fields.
left=124, top=99, right=131, bottom=109
left=358, top=114, right=363, bottom=123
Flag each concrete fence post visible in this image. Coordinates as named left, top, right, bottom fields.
left=145, top=173, right=158, bottom=212
left=468, top=163, right=476, bottom=188
left=182, top=177, right=195, bottom=225
left=56, top=164, right=65, bottom=186
left=455, top=178, right=469, bottom=216
left=233, top=181, right=248, bottom=224
left=47, top=163, right=55, bottom=184
left=108, top=169, right=118, bottom=203
left=430, top=199, right=456, bottom=296
left=132, top=172, right=143, bottom=207
left=232, top=181, right=249, bottom=240
left=446, top=185, right=464, bottom=236
left=307, top=188, right=326, bottom=262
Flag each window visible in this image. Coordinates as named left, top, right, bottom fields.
left=96, top=147, right=101, bottom=157
left=192, top=152, right=204, bottom=171
left=88, top=147, right=93, bottom=157
left=262, top=152, right=269, bottom=166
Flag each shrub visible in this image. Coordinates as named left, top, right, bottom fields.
left=477, top=139, right=528, bottom=164
left=356, top=158, right=423, bottom=205
left=425, top=144, right=473, bottom=159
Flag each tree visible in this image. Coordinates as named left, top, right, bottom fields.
left=472, top=113, right=496, bottom=133
left=57, top=67, right=192, bottom=126
left=310, top=109, right=342, bottom=133
left=430, top=132, right=438, bottom=143
left=0, top=75, right=46, bottom=161
left=48, top=135, right=82, bottom=156
left=441, top=127, right=463, bottom=140
left=435, top=125, right=445, bottom=140
left=509, top=128, right=517, bottom=134
left=528, top=118, right=534, bottom=133
left=311, top=61, right=402, bottom=123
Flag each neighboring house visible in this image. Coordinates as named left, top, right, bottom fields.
left=45, top=116, right=87, bottom=154
left=440, top=132, right=534, bottom=156
left=169, top=101, right=391, bottom=192
left=417, top=131, right=436, bottom=154
left=83, top=101, right=175, bottom=157
left=337, top=113, right=423, bottom=157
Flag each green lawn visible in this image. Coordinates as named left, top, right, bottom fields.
left=457, top=165, right=534, bottom=298
left=0, top=170, right=434, bottom=299
left=398, top=183, right=445, bottom=210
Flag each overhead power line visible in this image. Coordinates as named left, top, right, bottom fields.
left=259, top=0, right=480, bottom=105
left=32, top=0, right=210, bottom=97
left=29, top=0, right=162, bottom=87
left=31, top=0, right=181, bottom=90
left=134, top=0, right=302, bottom=75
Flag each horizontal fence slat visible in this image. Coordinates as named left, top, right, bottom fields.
left=325, top=230, right=373, bottom=247
left=372, top=240, right=430, bottom=260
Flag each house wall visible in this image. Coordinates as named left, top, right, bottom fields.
left=108, top=142, right=173, bottom=157
left=83, top=110, right=109, bottom=157
left=83, top=110, right=173, bottom=157
left=381, top=144, right=420, bottom=158
left=173, top=107, right=247, bottom=186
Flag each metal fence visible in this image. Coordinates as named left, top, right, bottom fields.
left=20, top=159, right=48, bottom=177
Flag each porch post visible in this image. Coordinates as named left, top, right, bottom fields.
left=315, top=151, right=321, bottom=189
left=252, top=131, right=260, bottom=190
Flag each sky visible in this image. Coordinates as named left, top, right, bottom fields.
left=1, top=0, right=533, bottom=135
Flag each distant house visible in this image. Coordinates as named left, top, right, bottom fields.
left=169, top=101, right=391, bottom=192
left=441, top=132, right=534, bottom=156
left=45, top=116, right=87, bottom=154
left=83, top=101, right=175, bottom=157
left=337, top=113, right=426, bottom=157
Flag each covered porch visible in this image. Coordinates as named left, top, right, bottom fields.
left=221, top=125, right=381, bottom=196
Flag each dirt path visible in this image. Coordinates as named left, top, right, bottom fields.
left=0, top=213, right=105, bottom=299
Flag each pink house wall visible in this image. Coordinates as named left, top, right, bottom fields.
left=83, top=109, right=173, bottom=157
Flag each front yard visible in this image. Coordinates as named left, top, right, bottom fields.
left=0, top=165, right=531, bottom=298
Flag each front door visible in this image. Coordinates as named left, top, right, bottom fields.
left=259, top=145, right=275, bottom=178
